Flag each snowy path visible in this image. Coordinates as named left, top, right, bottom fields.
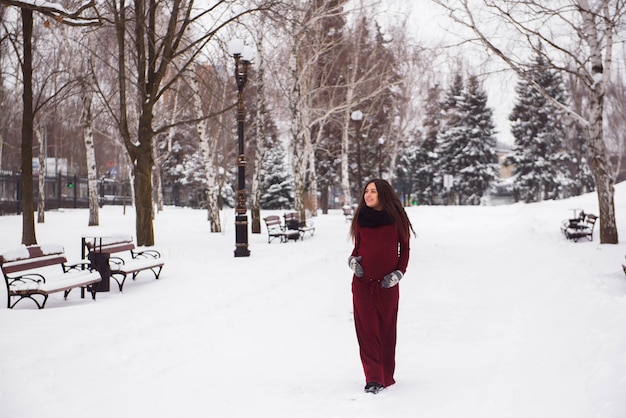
left=1, top=188, right=626, bottom=417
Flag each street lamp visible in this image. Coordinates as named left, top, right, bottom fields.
left=350, top=110, right=363, bottom=188
left=228, top=39, right=254, bottom=258
left=378, top=136, right=385, bottom=178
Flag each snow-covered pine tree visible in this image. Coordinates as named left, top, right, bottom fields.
left=567, top=124, right=595, bottom=196
left=260, top=140, right=294, bottom=209
left=393, top=139, right=424, bottom=206
left=455, top=74, right=499, bottom=205
left=506, top=52, right=573, bottom=202
left=435, top=73, right=465, bottom=204
left=436, top=73, right=498, bottom=205
left=417, top=84, right=443, bottom=204
left=399, top=84, right=443, bottom=205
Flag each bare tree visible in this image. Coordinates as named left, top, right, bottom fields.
left=78, top=72, right=101, bottom=225
left=189, top=62, right=223, bottom=232
left=337, top=3, right=409, bottom=205
left=96, top=0, right=277, bottom=246
left=605, top=65, right=626, bottom=180
left=432, top=0, right=626, bottom=244
left=0, top=0, right=99, bottom=245
left=251, top=15, right=269, bottom=234
left=279, top=0, right=399, bottom=218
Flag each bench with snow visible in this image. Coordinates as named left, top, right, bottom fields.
left=82, top=235, right=164, bottom=292
left=284, top=211, right=316, bottom=239
left=0, top=244, right=102, bottom=309
left=342, top=205, right=354, bottom=222
left=561, top=210, right=598, bottom=242
left=263, top=215, right=301, bottom=243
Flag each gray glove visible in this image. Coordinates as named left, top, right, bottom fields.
left=348, top=256, right=364, bottom=277
left=381, top=270, right=403, bottom=288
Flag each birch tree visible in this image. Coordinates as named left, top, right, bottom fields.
left=0, top=0, right=99, bottom=245
left=97, top=0, right=277, bottom=246
left=59, top=23, right=103, bottom=226
left=35, top=122, right=44, bottom=222
left=284, top=0, right=400, bottom=217
left=250, top=15, right=268, bottom=234
left=433, top=0, right=626, bottom=243
left=190, top=63, right=222, bottom=232
left=78, top=72, right=101, bottom=225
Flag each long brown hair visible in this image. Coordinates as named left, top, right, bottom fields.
left=350, top=179, right=416, bottom=242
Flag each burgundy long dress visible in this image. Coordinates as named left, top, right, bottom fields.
left=350, top=208, right=410, bottom=387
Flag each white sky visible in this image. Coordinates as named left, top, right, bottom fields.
left=378, top=0, right=517, bottom=145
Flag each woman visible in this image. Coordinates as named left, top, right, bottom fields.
left=348, top=179, right=415, bottom=394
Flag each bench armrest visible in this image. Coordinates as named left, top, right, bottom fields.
left=109, top=256, right=126, bottom=266
left=7, top=273, right=46, bottom=286
left=62, top=259, right=92, bottom=273
left=132, top=249, right=161, bottom=259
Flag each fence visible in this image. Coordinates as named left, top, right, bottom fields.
left=0, top=172, right=132, bottom=215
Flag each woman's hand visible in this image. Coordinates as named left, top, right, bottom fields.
left=381, top=270, right=402, bottom=288
left=348, top=256, right=364, bottom=277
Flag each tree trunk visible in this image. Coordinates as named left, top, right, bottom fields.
left=134, top=132, right=155, bottom=246
left=190, top=65, right=221, bottom=233
left=580, top=0, right=618, bottom=244
left=320, top=184, right=328, bottom=214
left=81, top=79, right=100, bottom=226
left=289, top=42, right=306, bottom=217
left=340, top=105, right=352, bottom=206
left=588, top=91, right=618, bottom=243
left=251, top=21, right=267, bottom=235
left=37, top=125, right=45, bottom=223
left=306, top=142, right=318, bottom=218
left=20, top=9, right=36, bottom=245
left=153, top=155, right=163, bottom=213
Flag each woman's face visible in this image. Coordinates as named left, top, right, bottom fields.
left=364, top=182, right=382, bottom=210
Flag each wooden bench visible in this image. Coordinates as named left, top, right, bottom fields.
left=0, top=244, right=102, bottom=309
left=284, top=211, right=316, bottom=239
left=561, top=211, right=598, bottom=242
left=263, top=215, right=301, bottom=243
left=82, top=235, right=164, bottom=292
left=342, top=205, right=354, bottom=222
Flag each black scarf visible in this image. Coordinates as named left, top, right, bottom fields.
left=358, top=205, right=394, bottom=228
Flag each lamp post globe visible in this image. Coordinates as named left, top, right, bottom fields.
left=350, top=110, right=363, bottom=122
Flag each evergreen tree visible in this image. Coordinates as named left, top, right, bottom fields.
left=416, top=84, right=444, bottom=204
left=396, top=134, right=434, bottom=206
left=455, top=75, right=499, bottom=205
left=399, top=84, right=443, bottom=205
left=506, top=52, right=573, bottom=202
left=435, top=73, right=465, bottom=204
left=567, top=125, right=595, bottom=196
left=260, top=140, right=294, bottom=209
left=436, top=73, right=498, bottom=205
left=356, top=21, right=400, bottom=182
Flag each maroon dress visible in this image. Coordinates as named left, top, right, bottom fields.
left=351, top=219, right=410, bottom=387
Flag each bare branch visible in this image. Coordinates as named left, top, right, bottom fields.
left=0, top=0, right=101, bottom=26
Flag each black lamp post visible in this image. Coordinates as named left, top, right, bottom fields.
left=229, top=39, right=254, bottom=258
left=378, top=136, right=385, bottom=178
left=351, top=110, right=363, bottom=188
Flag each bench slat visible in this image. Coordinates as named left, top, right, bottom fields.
left=10, top=271, right=102, bottom=295
left=1, top=254, right=68, bottom=274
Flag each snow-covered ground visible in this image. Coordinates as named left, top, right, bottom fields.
left=1, top=184, right=626, bottom=418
